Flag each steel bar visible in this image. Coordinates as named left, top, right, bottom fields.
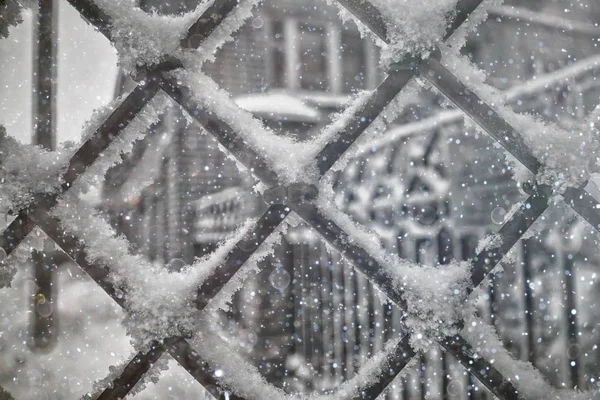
left=96, top=343, right=165, bottom=400
left=183, top=0, right=241, bottom=48
left=315, top=0, right=485, bottom=178
left=354, top=336, right=416, bottom=399
left=196, top=204, right=289, bottom=310
left=159, top=77, right=280, bottom=187
left=64, top=0, right=112, bottom=39
left=290, top=199, right=521, bottom=399
left=31, top=0, right=59, bottom=352
left=29, top=210, right=231, bottom=399
left=0, top=212, right=36, bottom=256
left=469, top=185, right=551, bottom=289
left=315, top=69, right=417, bottom=176
left=165, top=337, right=245, bottom=400
left=420, top=58, right=541, bottom=173
left=441, top=336, right=522, bottom=399
left=422, top=58, right=600, bottom=234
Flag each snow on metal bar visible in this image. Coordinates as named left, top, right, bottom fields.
left=419, top=57, right=541, bottom=173
left=183, top=0, right=242, bottom=48
left=28, top=208, right=228, bottom=399
left=187, top=316, right=415, bottom=399
left=61, top=79, right=160, bottom=189
left=314, top=0, right=485, bottom=178
left=421, top=56, right=600, bottom=233
left=181, top=0, right=263, bottom=66
left=291, top=201, right=405, bottom=307
left=164, top=337, right=245, bottom=400
left=353, top=335, right=416, bottom=399
left=195, top=204, right=290, bottom=310
left=0, top=212, right=35, bottom=257
left=336, top=0, right=388, bottom=41
left=315, top=69, right=416, bottom=176
left=95, top=343, right=165, bottom=400
left=469, top=185, right=551, bottom=289
left=159, top=76, right=281, bottom=187
left=0, top=82, right=159, bottom=262
left=289, top=199, right=521, bottom=399
left=440, top=335, right=521, bottom=399
left=354, top=53, right=600, bottom=155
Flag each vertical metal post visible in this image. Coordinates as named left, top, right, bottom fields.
left=32, top=0, right=58, bottom=149
left=522, top=241, right=536, bottom=363
left=563, top=252, right=580, bottom=388
left=31, top=0, right=59, bottom=351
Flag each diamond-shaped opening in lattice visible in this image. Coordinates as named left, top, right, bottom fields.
left=204, top=0, right=385, bottom=96
left=0, top=235, right=133, bottom=400
left=376, top=350, right=495, bottom=399
left=103, top=100, right=263, bottom=269
left=472, top=201, right=600, bottom=393
left=0, top=0, right=119, bottom=147
left=195, top=0, right=385, bottom=164
left=329, top=93, right=532, bottom=264
left=196, top=219, right=405, bottom=396
left=127, top=354, right=214, bottom=400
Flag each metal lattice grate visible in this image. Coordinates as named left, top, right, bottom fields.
left=2, top=0, right=600, bottom=399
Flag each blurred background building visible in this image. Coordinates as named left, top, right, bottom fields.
left=1, top=0, right=600, bottom=399
left=100, top=0, right=600, bottom=399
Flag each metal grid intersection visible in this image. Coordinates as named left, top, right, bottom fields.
left=1, top=0, right=599, bottom=399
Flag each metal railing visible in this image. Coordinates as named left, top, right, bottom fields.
left=2, top=0, right=600, bottom=399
